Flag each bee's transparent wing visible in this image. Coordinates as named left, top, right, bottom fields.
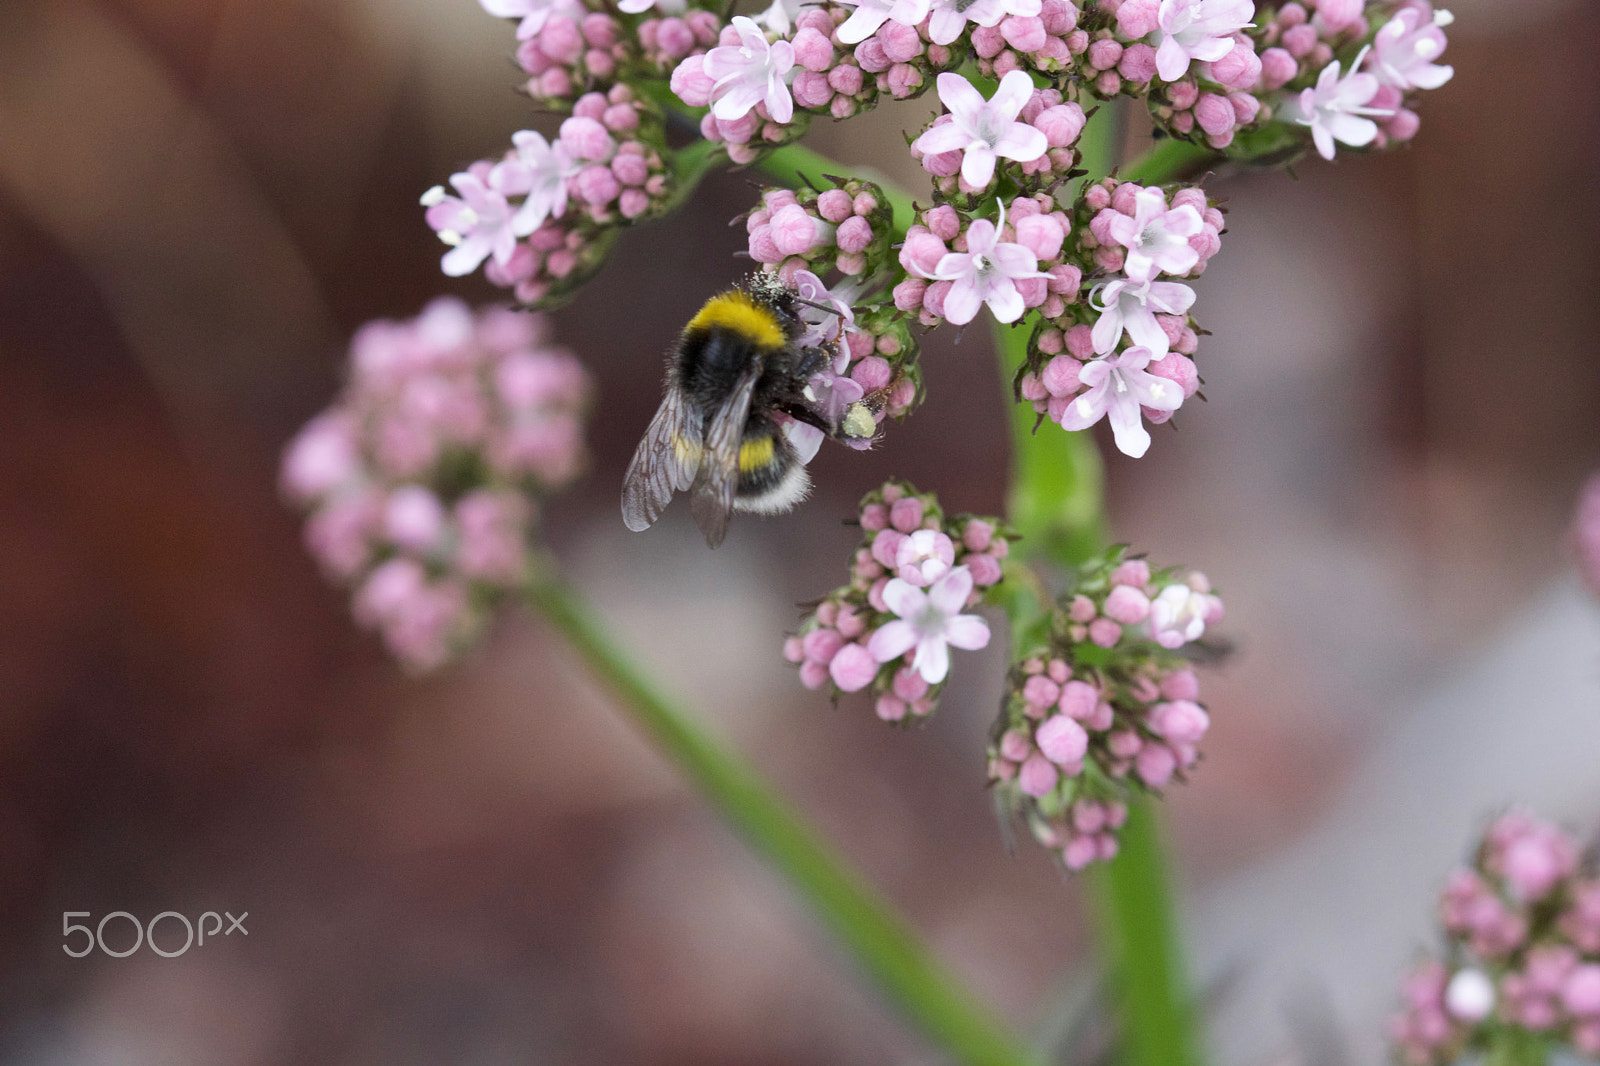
left=690, top=360, right=761, bottom=549
left=622, top=386, right=701, bottom=533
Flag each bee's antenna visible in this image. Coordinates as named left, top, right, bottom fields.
left=792, top=296, right=842, bottom=317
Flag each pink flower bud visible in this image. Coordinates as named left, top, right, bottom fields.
left=1014, top=213, right=1065, bottom=261
left=798, top=659, right=831, bottom=689
left=854, top=37, right=890, bottom=73
left=1040, top=0, right=1079, bottom=34
left=1258, top=47, right=1297, bottom=89
left=1103, top=585, right=1151, bottom=624
left=815, top=189, right=853, bottom=224
left=573, top=164, right=620, bottom=206
left=870, top=528, right=906, bottom=569
left=1088, top=618, right=1122, bottom=647
left=963, top=518, right=995, bottom=552
left=889, top=496, right=924, bottom=533
left=1314, top=0, right=1363, bottom=31
left=892, top=665, right=929, bottom=701
left=899, top=230, right=948, bottom=276
left=1116, top=0, right=1159, bottom=38
left=1149, top=699, right=1209, bottom=743
left=559, top=116, right=615, bottom=162
left=836, top=216, right=873, bottom=254
left=1136, top=744, right=1177, bottom=787
left=1058, top=679, right=1098, bottom=719
left=851, top=356, right=892, bottom=392
left=1018, top=754, right=1059, bottom=797
left=1000, top=16, right=1046, bottom=53
left=828, top=63, right=864, bottom=95
left=924, top=204, right=961, bottom=241
left=829, top=642, right=878, bottom=692
left=769, top=204, right=832, bottom=256
left=792, top=26, right=835, bottom=71
left=1566, top=966, right=1600, bottom=1018
left=860, top=502, right=889, bottom=531
left=1063, top=836, right=1099, bottom=870
left=1160, top=668, right=1200, bottom=701
left=1034, top=103, right=1086, bottom=148
left=1205, top=40, right=1261, bottom=91
left=802, top=626, right=845, bottom=664
left=1040, top=355, right=1081, bottom=398
left=885, top=62, right=922, bottom=98
left=783, top=636, right=805, bottom=663
left=1194, top=93, right=1236, bottom=136
left=1118, top=41, right=1158, bottom=82
left=1037, top=714, right=1089, bottom=765
left=999, top=728, right=1031, bottom=762
left=793, top=70, right=833, bottom=108
left=1087, top=38, right=1123, bottom=71
left=879, top=19, right=923, bottom=62
left=966, top=553, right=1003, bottom=586
left=1023, top=675, right=1061, bottom=708
left=1282, top=22, right=1317, bottom=57
left=384, top=486, right=446, bottom=551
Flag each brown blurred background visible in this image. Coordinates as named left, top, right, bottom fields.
left=1, top=0, right=1598, bottom=1062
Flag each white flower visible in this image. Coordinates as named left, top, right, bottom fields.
left=703, top=16, right=797, bottom=123
left=1105, top=187, right=1205, bottom=281
left=835, top=0, right=931, bottom=45
left=918, top=204, right=1045, bottom=325
left=925, top=0, right=1040, bottom=46
left=479, top=0, right=584, bottom=40
left=1089, top=277, right=1196, bottom=356
left=1056, top=346, right=1183, bottom=458
left=911, top=72, right=1048, bottom=190
left=867, top=566, right=991, bottom=684
left=1444, top=969, right=1495, bottom=1022
left=494, top=130, right=572, bottom=237
left=1367, top=7, right=1454, bottom=91
left=752, top=0, right=804, bottom=36
left=420, top=171, right=519, bottom=278
left=617, top=0, right=687, bottom=14
left=1292, top=47, right=1393, bottom=161
left=792, top=270, right=858, bottom=357
left=895, top=529, right=956, bottom=586
left=1148, top=583, right=1207, bottom=648
left=1153, top=0, right=1255, bottom=82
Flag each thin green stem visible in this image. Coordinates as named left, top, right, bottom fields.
left=1085, top=799, right=1202, bottom=1066
left=996, top=106, right=1211, bottom=1066
left=526, top=572, right=1041, bottom=1066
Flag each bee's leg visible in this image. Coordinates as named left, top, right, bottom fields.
left=775, top=401, right=834, bottom=435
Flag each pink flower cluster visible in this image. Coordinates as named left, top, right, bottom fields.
left=281, top=298, right=590, bottom=670
left=424, top=87, right=674, bottom=307
left=1392, top=811, right=1600, bottom=1066
left=988, top=548, right=1223, bottom=871
left=783, top=481, right=1014, bottom=721
left=746, top=182, right=891, bottom=279
left=894, top=195, right=1077, bottom=329
left=515, top=9, right=634, bottom=107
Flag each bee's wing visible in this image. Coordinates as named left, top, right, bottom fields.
left=689, top=360, right=762, bottom=549
left=621, top=386, right=701, bottom=533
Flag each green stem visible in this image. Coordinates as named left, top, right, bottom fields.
left=995, top=107, right=1211, bottom=1066
left=1085, top=799, right=1202, bottom=1066
left=525, top=573, right=1041, bottom=1066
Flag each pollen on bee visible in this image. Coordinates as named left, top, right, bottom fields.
left=842, top=404, right=876, bottom=439
left=738, top=435, right=776, bottom=473
left=672, top=435, right=702, bottom=466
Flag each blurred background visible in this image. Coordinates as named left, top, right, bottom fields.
left=1, top=0, right=1598, bottom=1062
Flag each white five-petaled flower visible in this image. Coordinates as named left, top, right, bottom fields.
left=421, top=171, right=520, bottom=278
left=912, top=72, right=1048, bottom=190
left=1106, top=187, right=1205, bottom=282
left=494, top=130, right=572, bottom=237
left=792, top=270, right=858, bottom=356
left=1152, top=0, right=1255, bottom=83
left=703, top=15, right=797, bottom=124
left=867, top=565, right=991, bottom=684
left=925, top=0, right=1041, bottom=46
left=1367, top=7, right=1454, bottom=91
left=1057, top=346, right=1183, bottom=458
left=1089, top=277, right=1196, bottom=356
left=835, top=0, right=931, bottom=45
left=1293, top=47, right=1393, bottom=160
left=1148, top=583, right=1206, bottom=648
left=918, top=204, right=1045, bottom=326
left=479, top=0, right=584, bottom=40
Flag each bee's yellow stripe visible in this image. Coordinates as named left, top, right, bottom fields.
left=687, top=291, right=786, bottom=350
left=738, top=435, right=776, bottom=473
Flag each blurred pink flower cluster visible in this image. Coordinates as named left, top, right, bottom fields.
left=988, top=548, right=1223, bottom=870
left=1393, top=811, right=1600, bottom=1065
left=783, top=480, right=1015, bottom=720
left=281, top=298, right=590, bottom=669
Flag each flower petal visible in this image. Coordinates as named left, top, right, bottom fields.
left=912, top=636, right=950, bottom=684
left=881, top=577, right=928, bottom=618
left=960, top=146, right=998, bottom=189
left=989, top=69, right=1036, bottom=119
left=1057, top=382, right=1109, bottom=430
left=944, top=614, right=990, bottom=650
left=868, top=619, right=919, bottom=662
left=1106, top=392, right=1153, bottom=458
left=993, top=125, right=1048, bottom=163
left=929, top=565, right=975, bottom=615
left=935, top=71, right=987, bottom=122
left=913, top=121, right=970, bottom=156
left=940, top=277, right=982, bottom=325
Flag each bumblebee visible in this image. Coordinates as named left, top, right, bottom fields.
left=622, top=274, right=880, bottom=547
